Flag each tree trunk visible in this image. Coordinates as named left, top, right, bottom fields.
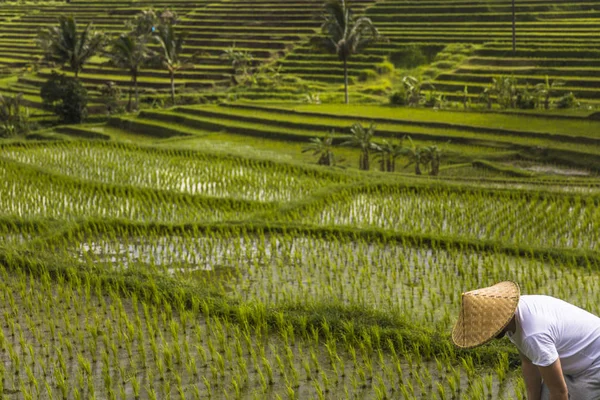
left=127, top=74, right=134, bottom=112
left=415, top=161, right=421, bottom=175
left=512, top=0, right=516, bottom=53
left=364, top=150, right=369, bottom=171
left=430, top=159, right=439, bottom=176
left=343, top=57, right=349, bottom=105
left=134, top=72, right=139, bottom=111
left=170, top=71, right=175, bottom=106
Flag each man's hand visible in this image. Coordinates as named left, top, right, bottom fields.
left=538, top=358, right=568, bottom=400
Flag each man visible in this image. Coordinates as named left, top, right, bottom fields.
left=452, top=281, right=600, bottom=400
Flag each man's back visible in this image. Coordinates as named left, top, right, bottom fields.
left=508, top=295, right=600, bottom=375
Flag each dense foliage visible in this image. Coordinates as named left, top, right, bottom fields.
left=41, top=72, right=89, bottom=123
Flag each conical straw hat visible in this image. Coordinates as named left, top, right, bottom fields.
left=452, top=281, right=520, bottom=349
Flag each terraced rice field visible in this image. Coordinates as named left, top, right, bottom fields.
left=273, top=0, right=600, bottom=104
left=1, top=0, right=600, bottom=399
left=3, top=101, right=600, bottom=397
left=0, top=0, right=376, bottom=109
left=3, top=0, right=600, bottom=107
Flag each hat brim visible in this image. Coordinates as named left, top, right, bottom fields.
left=451, top=281, right=520, bottom=349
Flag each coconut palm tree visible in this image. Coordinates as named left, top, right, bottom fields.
left=153, top=23, right=191, bottom=105
left=320, top=0, right=380, bottom=104
left=302, top=132, right=336, bottom=166
left=342, top=122, right=376, bottom=170
left=105, top=34, right=151, bottom=111
left=37, top=16, right=106, bottom=78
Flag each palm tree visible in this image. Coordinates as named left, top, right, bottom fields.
left=153, top=23, right=191, bottom=105
left=403, top=136, right=428, bottom=175
left=342, top=122, right=376, bottom=170
left=373, top=140, right=391, bottom=172
left=423, top=145, right=442, bottom=176
left=387, top=138, right=404, bottom=172
left=302, top=132, right=336, bottom=166
left=37, top=16, right=106, bottom=78
left=320, top=0, right=380, bottom=104
left=534, top=75, right=564, bottom=110
left=373, top=139, right=403, bottom=172
left=106, top=34, right=151, bottom=111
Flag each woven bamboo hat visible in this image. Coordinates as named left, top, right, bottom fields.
left=451, top=281, right=520, bottom=349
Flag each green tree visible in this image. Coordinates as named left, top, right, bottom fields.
left=373, top=138, right=404, bottom=172
left=403, top=136, right=427, bottom=175
left=98, top=81, right=122, bottom=115
left=484, top=76, right=518, bottom=109
left=41, top=71, right=88, bottom=123
left=126, top=8, right=179, bottom=37
left=423, top=145, right=443, bottom=176
left=222, top=44, right=255, bottom=85
left=320, top=0, right=380, bottom=104
left=153, top=23, right=192, bottom=106
left=36, top=16, right=106, bottom=78
left=342, top=122, right=376, bottom=170
left=302, top=132, right=336, bottom=166
left=534, top=75, right=564, bottom=110
left=402, top=76, right=434, bottom=107
left=0, top=93, right=30, bottom=138
left=106, top=34, right=151, bottom=111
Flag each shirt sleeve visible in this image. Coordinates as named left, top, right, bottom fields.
left=520, top=333, right=559, bottom=367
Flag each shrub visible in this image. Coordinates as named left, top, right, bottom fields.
left=515, top=88, right=536, bottom=109
left=41, top=72, right=88, bottom=123
left=358, top=69, right=378, bottom=82
left=390, top=45, right=427, bottom=68
left=556, top=92, right=579, bottom=109
left=0, top=93, right=31, bottom=138
left=389, top=87, right=408, bottom=106
left=362, top=81, right=392, bottom=96
left=431, top=61, right=454, bottom=69
left=423, top=91, right=446, bottom=109
left=375, top=61, right=394, bottom=75
left=98, top=81, right=123, bottom=115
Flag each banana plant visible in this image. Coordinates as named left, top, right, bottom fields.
left=302, top=132, right=336, bottom=166
left=535, top=75, right=565, bottom=110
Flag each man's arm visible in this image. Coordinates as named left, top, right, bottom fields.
left=538, top=358, right=568, bottom=400
left=520, top=352, right=543, bottom=400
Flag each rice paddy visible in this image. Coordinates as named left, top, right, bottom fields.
left=2, top=122, right=600, bottom=398
left=1, top=0, right=600, bottom=398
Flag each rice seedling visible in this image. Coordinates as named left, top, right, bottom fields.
left=0, top=136, right=595, bottom=399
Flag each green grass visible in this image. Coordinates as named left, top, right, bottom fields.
left=282, top=104, right=600, bottom=137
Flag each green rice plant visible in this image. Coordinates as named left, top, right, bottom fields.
left=202, top=376, right=212, bottom=399
left=130, top=375, right=141, bottom=400
left=261, top=356, right=274, bottom=385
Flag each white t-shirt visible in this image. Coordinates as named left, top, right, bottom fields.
left=507, top=295, right=600, bottom=375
